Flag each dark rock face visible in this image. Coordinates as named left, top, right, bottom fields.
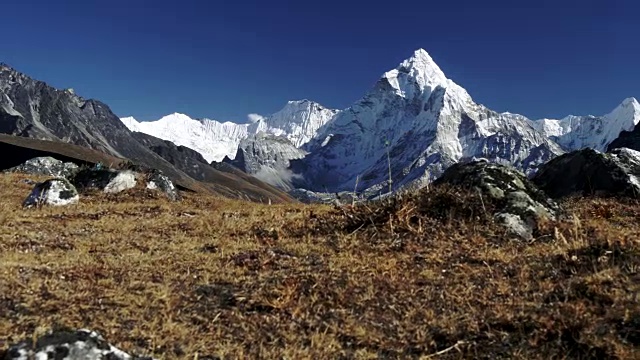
left=0, top=65, right=134, bottom=157
left=131, top=132, right=212, bottom=182
left=22, top=178, right=79, bottom=208
left=433, top=160, right=558, bottom=239
left=532, top=148, right=640, bottom=199
left=3, top=328, right=155, bottom=359
left=6, top=156, right=79, bottom=178
left=608, top=122, right=640, bottom=152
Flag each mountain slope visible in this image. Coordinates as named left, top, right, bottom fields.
left=223, top=133, right=307, bottom=190
left=530, top=97, right=640, bottom=152
left=131, top=131, right=293, bottom=202
left=292, top=49, right=564, bottom=195
left=121, top=100, right=338, bottom=162
left=607, top=108, right=640, bottom=152
left=0, top=64, right=294, bottom=203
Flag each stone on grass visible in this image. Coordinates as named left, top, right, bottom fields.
left=3, top=328, right=155, bottom=360
left=433, top=159, right=558, bottom=240
left=146, top=169, right=181, bottom=201
left=6, top=156, right=79, bottom=178
left=22, top=178, right=79, bottom=208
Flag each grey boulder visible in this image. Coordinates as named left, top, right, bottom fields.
left=3, top=328, right=155, bottom=360
left=433, top=160, right=558, bottom=240
left=146, top=169, right=181, bottom=201
left=532, top=147, right=640, bottom=199
left=6, top=157, right=79, bottom=178
left=22, top=178, right=79, bottom=208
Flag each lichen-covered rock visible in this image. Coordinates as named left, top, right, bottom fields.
left=6, top=157, right=79, bottom=178
left=146, top=169, right=181, bottom=201
left=71, top=168, right=137, bottom=194
left=433, top=160, right=558, bottom=239
left=532, top=147, right=640, bottom=199
left=68, top=166, right=181, bottom=200
left=3, top=328, right=155, bottom=360
left=22, top=178, right=79, bottom=208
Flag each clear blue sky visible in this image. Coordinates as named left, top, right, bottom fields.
left=1, top=0, right=637, bottom=122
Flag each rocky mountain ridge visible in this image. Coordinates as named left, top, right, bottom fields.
left=0, top=64, right=294, bottom=203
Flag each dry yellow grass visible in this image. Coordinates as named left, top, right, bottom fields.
left=0, top=173, right=638, bottom=359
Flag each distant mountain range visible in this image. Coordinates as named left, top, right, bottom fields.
left=0, top=63, right=294, bottom=203
left=121, top=100, right=338, bottom=163
left=119, top=49, right=640, bottom=198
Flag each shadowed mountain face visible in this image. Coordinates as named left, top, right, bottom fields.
left=608, top=122, right=640, bottom=152
left=0, top=64, right=136, bottom=157
left=0, top=64, right=293, bottom=203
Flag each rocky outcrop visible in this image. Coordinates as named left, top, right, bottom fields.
left=6, top=156, right=79, bottom=178
left=433, top=160, right=558, bottom=239
left=2, top=328, right=155, bottom=359
left=70, top=167, right=182, bottom=200
left=532, top=147, right=640, bottom=199
left=69, top=168, right=137, bottom=193
left=10, top=156, right=182, bottom=201
left=22, top=178, right=79, bottom=208
left=146, top=169, right=181, bottom=201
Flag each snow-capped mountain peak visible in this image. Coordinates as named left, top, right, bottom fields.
left=262, top=99, right=339, bottom=147
left=381, top=49, right=449, bottom=99
left=120, top=100, right=338, bottom=162
left=609, top=97, right=640, bottom=120
left=531, top=97, right=640, bottom=152
left=120, top=116, right=140, bottom=131
left=118, top=48, right=637, bottom=198
left=294, top=49, right=563, bottom=195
